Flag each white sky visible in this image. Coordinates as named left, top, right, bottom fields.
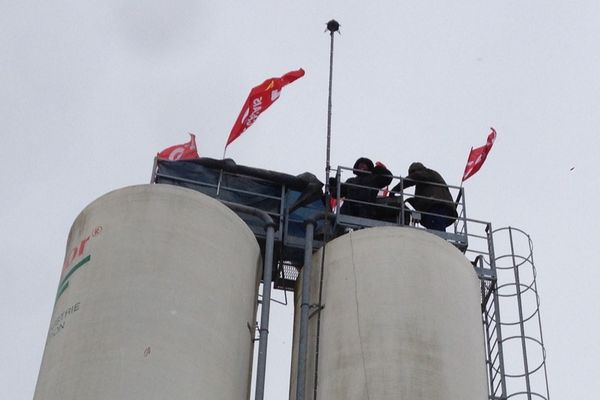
left=2, top=1, right=599, bottom=399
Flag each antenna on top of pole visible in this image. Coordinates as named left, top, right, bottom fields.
left=324, top=19, right=340, bottom=208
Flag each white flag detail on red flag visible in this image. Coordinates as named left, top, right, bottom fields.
left=462, top=128, right=497, bottom=182
left=226, top=68, right=305, bottom=147
left=157, top=133, right=199, bottom=161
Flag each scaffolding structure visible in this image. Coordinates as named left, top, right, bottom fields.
left=151, top=158, right=549, bottom=400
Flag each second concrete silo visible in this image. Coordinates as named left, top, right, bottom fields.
left=291, top=226, right=487, bottom=400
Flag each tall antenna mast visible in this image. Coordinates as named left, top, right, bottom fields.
left=324, top=19, right=340, bottom=197
left=311, top=19, right=340, bottom=400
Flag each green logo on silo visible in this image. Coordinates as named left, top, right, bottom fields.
left=56, top=255, right=91, bottom=301
left=55, top=226, right=102, bottom=302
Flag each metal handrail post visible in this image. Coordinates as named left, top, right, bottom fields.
left=296, top=219, right=315, bottom=400
left=460, top=186, right=468, bottom=240
left=332, top=167, right=342, bottom=230
left=398, top=177, right=405, bottom=225
left=150, top=156, right=158, bottom=183
left=255, top=223, right=275, bottom=400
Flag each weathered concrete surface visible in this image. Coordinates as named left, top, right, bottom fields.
left=35, top=184, right=261, bottom=400
left=291, top=226, right=487, bottom=400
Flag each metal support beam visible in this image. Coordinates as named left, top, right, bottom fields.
left=255, top=223, right=275, bottom=400
left=221, top=201, right=275, bottom=400
left=296, top=220, right=315, bottom=400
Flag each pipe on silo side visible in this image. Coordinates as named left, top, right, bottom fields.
left=290, top=226, right=487, bottom=400
left=295, top=219, right=315, bottom=400
left=220, top=200, right=277, bottom=400
left=34, top=184, right=262, bottom=400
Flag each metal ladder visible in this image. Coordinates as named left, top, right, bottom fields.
left=474, top=246, right=508, bottom=400
left=492, top=227, right=550, bottom=400
left=481, top=275, right=508, bottom=400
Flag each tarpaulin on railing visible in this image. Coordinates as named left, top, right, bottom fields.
left=154, top=158, right=326, bottom=241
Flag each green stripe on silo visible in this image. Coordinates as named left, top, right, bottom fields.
left=55, top=255, right=91, bottom=302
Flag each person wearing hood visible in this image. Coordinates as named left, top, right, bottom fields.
left=330, top=157, right=393, bottom=219
left=391, top=162, right=457, bottom=231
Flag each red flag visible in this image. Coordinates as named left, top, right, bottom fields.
left=157, top=133, right=199, bottom=161
left=226, top=68, right=305, bottom=147
left=462, top=128, right=497, bottom=182
left=329, top=197, right=338, bottom=212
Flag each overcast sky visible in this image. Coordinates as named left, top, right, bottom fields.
left=2, top=1, right=599, bottom=399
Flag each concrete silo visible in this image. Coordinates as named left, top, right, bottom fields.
left=291, top=226, right=488, bottom=400
left=34, top=184, right=262, bottom=400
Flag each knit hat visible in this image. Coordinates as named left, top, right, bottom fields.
left=353, top=157, right=374, bottom=172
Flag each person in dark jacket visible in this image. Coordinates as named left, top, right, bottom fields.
left=331, top=157, right=393, bottom=219
left=391, top=162, right=457, bottom=231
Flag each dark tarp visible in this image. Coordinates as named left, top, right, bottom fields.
left=154, top=158, right=325, bottom=237
left=159, top=158, right=316, bottom=189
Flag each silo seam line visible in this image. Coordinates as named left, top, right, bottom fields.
left=349, top=233, right=372, bottom=400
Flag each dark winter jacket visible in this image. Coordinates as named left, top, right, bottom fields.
left=332, top=163, right=393, bottom=218
left=392, top=162, right=458, bottom=219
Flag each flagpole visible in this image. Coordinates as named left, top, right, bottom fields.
left=311, top=19, right=340, bottom=400
left=324, top=19, right=339, bottom=202
left=456, top=146, right=473, bottom=227
left=458, top=145, right=472, bottom=199
left=217, top=145, right=227, bottom=196
left=460, top=146, right=473, bottom=185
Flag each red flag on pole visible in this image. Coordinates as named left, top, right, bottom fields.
left=462, top=128, right=497, bottom=182
left=157, top=133, right=199, bottom=161
left=226, top=68, right=305, bottom=147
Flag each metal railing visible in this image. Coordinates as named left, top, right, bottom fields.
left=153, top=163, right=287, bottom=241
left=331, top=165, right=468, bottom=250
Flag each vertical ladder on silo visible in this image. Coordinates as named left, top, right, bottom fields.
left=481, top=278, right=507, bottom=400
